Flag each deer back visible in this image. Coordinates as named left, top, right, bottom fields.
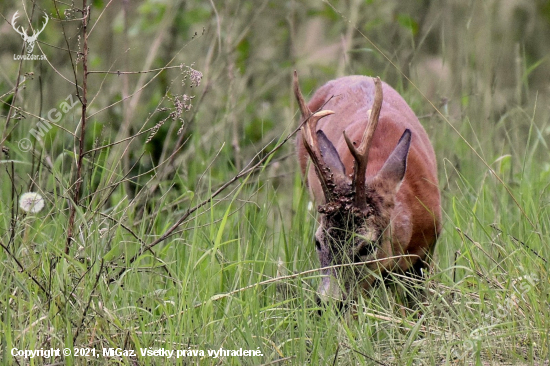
left=295, top=74, right=441, bottom=301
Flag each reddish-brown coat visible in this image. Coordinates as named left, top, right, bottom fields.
left=297, top=76, right=441, bottom=279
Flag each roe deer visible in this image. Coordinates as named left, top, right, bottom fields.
left=294, top=71, right=441, bottom=306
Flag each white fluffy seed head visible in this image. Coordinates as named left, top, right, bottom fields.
left=19, top=192, right=45, bottom=213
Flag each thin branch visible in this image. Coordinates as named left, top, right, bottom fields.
left=489, top=224, right=547, bottom=264
left=0, top=239, right=50, bottom=296
left=341, top=343, right=390, bottom=366
left=109, top=112, right=369, bottom=283
left=142, top=254, right=420, bottom=328
left=87, top=65, right=185, bottom=75
left=66, top=3, right=90, bottom=254
left=73, top=258, right=104, bottom=342
left=1, top=38, right=25, bottom=144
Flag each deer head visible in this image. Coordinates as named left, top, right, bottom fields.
left=294, top=71, right=412, bottom=303
left=12, top=11, right=49, bottom=54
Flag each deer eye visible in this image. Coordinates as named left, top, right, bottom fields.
left=354, top=236, right=379, bottom=261
left=356, top=243, right=374, bottom=257
left=315, top=238, right=322, bottom=251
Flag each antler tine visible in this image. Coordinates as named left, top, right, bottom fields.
left=294, top=71, right=342, bottom=202
left=302, top=110, right=336, bottom=201
left=343, top=77, right=383, bottom=207
left=39, top=13, right=48, bottom=33
left=11, top=11, right=25, bottom=36
left=293, top=70, right=312, bottom=119
left=30, top=13, right=48, bottom=37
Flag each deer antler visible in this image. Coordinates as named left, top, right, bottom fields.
left=343, top=77, right=383, bottom=208
left=293, top=70, right=312, bottom=119
left=301, top=110, right=337, bottom=201
left=11, top=11, right=27, bottom=38
left=34, top=13, right=49, bottom=38
left=294, top=71, right=342, bottom=202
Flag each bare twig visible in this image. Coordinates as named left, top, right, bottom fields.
left=142, top=254, right=420, bottom=328
left=73, top=258, right=104, bottom=342
left=341, top=343, right=390, bottom=366
left=1, top=35, right=25, bottom=144
left=0, top=239, right=49, bottom=296
left=109, top=110, right=316, bottom=283
left=66, top=3, right=90, bottom=254
left=87, top=65, right=185, bottom=75
left=490, top=224, right=547, bottom=264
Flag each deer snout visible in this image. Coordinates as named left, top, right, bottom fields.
left=317, top=274, right=344, bottom=302
left=315, top=273, right=352, bottom=315
left=315, top=293, right=347, bottom=315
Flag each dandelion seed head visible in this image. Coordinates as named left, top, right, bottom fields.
left=19, top=192, right=45, bottom=213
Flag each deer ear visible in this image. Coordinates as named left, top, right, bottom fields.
left=375, top=129, right=411, bottom=191
left=317, top=130, right=345, bottom=176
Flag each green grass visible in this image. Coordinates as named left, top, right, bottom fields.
left=2, top=120, right=548, bottom=364
left=2, top=0, right=550, bottom=364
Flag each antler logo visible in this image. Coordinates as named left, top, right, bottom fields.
left=12, top=11, right=49, bottom=54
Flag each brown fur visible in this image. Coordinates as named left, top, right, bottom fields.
left=296, top=76, right=441, bottom=302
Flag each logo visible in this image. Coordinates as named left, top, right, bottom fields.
left=12, top=11, right=48, bottom=58
left=18, top=94, right=79, bottom=152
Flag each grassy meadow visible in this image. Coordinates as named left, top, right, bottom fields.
left=1, top=0, right=549, bottom=364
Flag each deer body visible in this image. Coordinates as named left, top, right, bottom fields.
left=294, top=73, right=441, bottom=303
